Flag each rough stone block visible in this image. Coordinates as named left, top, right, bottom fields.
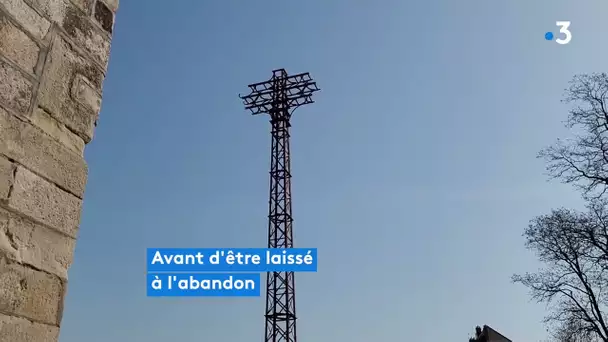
left=0, top=12, right=40, bottom=73
left=27, top=0, right=110, bottom=65
left=69, top=0, right=93, bottom=13
left=0, top=59, right=32, bottom=114
left=0, top=314, right=59, bottom=342
left=0, top=258, right=63, bottom=325
left=101, top=0, right=118, bottom=12
left=71, top=74, right=100, bottom=114
left=30, top=107, right=85, bottom=155
left=0, top=107, right=88, bottom=197
left=27, top=0, right=67, bottom=24
left=0, top=0, right=51, bottom=40
left=7, top=167, right=81, bottom=238
left=93, top=0, right=112, bottom=33
left=0, top=208, right=75, bottom=279
left=37, top=35, right=104, bottom=142
left=63, top=3, right=110, bottom=66
left=0, top=157, right=14, bottom=199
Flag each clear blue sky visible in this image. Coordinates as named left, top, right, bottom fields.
left=58, top=1, right=608, bottom=341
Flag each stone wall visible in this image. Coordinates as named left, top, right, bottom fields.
left=0, top=0, right=118, bottom=340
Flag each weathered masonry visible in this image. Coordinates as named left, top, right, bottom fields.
left=0, top=0, right=119, bottom=340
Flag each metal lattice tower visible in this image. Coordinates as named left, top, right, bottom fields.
left=240, top=69, right=319, bottom=342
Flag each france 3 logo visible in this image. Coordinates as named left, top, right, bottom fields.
left=545, top=21, right=571, bottom=45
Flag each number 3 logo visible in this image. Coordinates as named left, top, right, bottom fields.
left=556, top=21, right=572, bottom=45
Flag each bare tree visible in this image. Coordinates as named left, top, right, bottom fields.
left=551, top=318, right=604, bottom=342
left=513, top=199, right=608, bottom=341
left=540, top=73, right=608, bottom=198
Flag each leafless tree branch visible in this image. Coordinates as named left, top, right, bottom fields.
left=540, top=73, right=608, bottom=199
left=513, top=200, right=608, bottom=341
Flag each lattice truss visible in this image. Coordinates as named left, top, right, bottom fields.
left=240, top=69, right=319, bottom=342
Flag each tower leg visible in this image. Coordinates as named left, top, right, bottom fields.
left=264, top=119, right=297, bottom=342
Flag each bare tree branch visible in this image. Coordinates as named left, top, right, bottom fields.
left=540, top=73, right=608, bottom=198
left=513, top=200, right=608, bottom=341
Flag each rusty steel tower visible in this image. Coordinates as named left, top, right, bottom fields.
left=240, top=69, right=319, bottom=342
